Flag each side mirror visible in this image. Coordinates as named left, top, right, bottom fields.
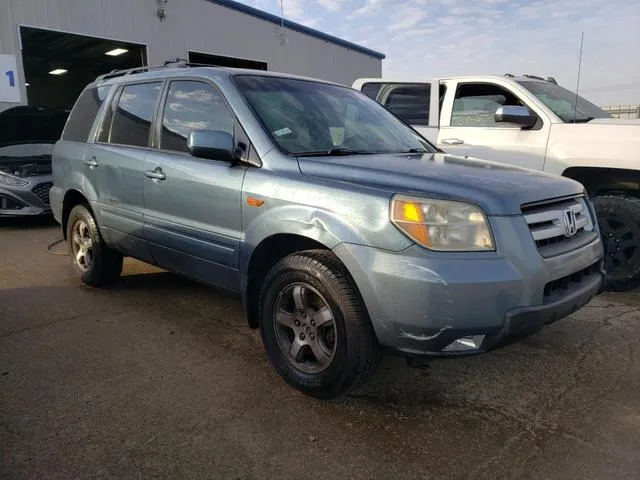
left=495, top=106, right=537, bottom=128
left=187, top=130, right=235, bottom=162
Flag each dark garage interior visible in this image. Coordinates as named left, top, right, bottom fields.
left=20, top=27, right=147, bottom=111
left=188, top=50, right=267, bottom=70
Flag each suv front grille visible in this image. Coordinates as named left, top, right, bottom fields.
left=522, top=196, right=598, bottom=258
left=32, top=182, right=53, bottom=205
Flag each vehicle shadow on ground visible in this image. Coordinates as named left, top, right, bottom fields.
left=0, top=215, right=59, bottom=229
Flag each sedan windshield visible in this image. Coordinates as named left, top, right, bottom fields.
left=233, top=75, right=435, bottom=156
left=516, top=80, right=611, bottom=123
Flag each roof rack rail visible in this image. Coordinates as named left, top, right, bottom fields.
left=522, top=74, right=547, bottom=81
left=95, top=58, right=213, bottom=82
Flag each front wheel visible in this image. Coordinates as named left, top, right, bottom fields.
left=592, top=195, right=640, bottom=292
left=66, top=204, right=123, bottom=287
left=258, top=250, right=381, bottom=399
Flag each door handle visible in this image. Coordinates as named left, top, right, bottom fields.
left=84, top=156, right=99, bottom=168
left=144, top=168, right=166, bottom=181
left=440, top=138, right=464, bottom=145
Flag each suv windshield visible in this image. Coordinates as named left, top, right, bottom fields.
left=516, top=80, right=611, bottom=123
left=233, top=75, right=435, bottom=156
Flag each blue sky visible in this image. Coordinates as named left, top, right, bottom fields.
left=237, top=0, right=639, bottom=106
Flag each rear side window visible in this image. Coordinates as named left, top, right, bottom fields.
left=360, top=82, right=383, bottom=101
left=108, top=82, right=162, bottom=147
left=160, top=80, right=234, bottom=153
left=359, top=82, right=431, bottom=125
left=383, top=84, right=430, bottom=125
left=61, top=86, right=109, bottom=142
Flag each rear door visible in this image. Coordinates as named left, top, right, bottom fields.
left=84, top=80, right=163, bottom=260
left=436, top=80, right=550, bottom=170
left=143, top=78, right=246, bottom=292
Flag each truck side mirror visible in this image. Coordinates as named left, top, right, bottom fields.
left=495, top=106, right=537, bottom=128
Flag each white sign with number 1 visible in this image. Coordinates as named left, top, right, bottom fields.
left=0, top=54, right=22, bottom=103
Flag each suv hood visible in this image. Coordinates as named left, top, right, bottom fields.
left=0, top=105, right=68, bottom=148
left=0, top=106, right=68, bottom=177
left=297, top=152, right=584, bottom=215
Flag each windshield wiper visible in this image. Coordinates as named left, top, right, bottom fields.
left=293, top=148, right=376, bottom=157
left=402, top=148, right=428, bottom=153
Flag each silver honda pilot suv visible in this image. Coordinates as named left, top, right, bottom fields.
left=50, top=63, right=604, bottom=399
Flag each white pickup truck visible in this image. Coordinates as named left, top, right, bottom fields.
left=353, top=74, right=640, bottom=291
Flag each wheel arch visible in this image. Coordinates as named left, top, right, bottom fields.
left=562, top=166, right=640, bottom=198
left=242, top=233, right=333, bottom=329
left=61, top=189, right=92, bottom=240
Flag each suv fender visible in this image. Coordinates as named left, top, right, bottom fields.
left=240, top=204, right=409, bottom=329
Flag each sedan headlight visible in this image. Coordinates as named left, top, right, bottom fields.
left=0, top=171, right=30, bottom=187
left=390, top=195, right=495, bottom=251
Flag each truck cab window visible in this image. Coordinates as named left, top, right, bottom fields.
left=451, top=83, right=525, bottom=127
left=383, top=84, right=430, bottom=125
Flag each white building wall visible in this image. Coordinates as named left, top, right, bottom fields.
left=0, top=0, right=383, bottom=111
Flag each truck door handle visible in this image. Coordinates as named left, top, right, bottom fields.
left=144, top=168, right=166, bottom=181
left=84, top=157, right=99, bottom=168
left=441, top=138, right=464, bottom=145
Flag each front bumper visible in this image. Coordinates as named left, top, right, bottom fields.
left=0, top=178, right=53, bottom=217
left=333, top=216, right=604, bottom=358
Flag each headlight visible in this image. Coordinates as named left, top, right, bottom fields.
left=0, top=171, right=30, bottom=187
left=390, top=195, right=495, bottom=251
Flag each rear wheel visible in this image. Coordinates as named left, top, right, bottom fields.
left=66, top=204, right=123, bottom=287
left=592, top=195, right=640, bottom=292
left=258, top=250, right=381, bottom=399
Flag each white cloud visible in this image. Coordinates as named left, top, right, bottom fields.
left=350, top=0, right=385, bottom=18
left=449, top=6, right=473, bottom=15
left=283, top=0, right=304, bottom=19
left=388, top=6, right=429, bottom=32
left=318, top=0, right=341, bottom=12
left=438, top=16, right=462, bottom=26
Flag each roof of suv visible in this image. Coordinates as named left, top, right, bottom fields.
left=94, top=64, right=346, bottom=89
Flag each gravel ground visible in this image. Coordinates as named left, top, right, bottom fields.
left=1, top=216, right=639, bottom=480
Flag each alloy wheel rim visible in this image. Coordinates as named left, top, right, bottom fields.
left=71, top=219, right=94, bottom=272
left=273, top=283, right=337, bottom=374
left=600, top=216, right=640, bottom=276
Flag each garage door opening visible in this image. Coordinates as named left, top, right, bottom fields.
left=188, top=51, right=267, bottom=70
left=20, top=27, right=147, bottom=111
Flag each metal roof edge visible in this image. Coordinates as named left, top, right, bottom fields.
left=205, top=0, right=386, bottom=60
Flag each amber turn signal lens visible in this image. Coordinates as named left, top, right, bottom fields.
left=391, top=200, right=430, bottom=246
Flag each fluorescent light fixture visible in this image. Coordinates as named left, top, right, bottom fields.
left=105, top=48, right=128, bottom=56
left=25, top=83, right=30, bottom=86
left=49, top=68, right=68, bottom=75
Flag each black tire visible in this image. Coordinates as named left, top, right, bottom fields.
left=258, top=250, right=381, bottom=399
left=592, top=195, right=640, bottom=292
left=66, top=204, right=123, bottom=287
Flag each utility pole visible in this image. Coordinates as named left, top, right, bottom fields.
left=574, top=32, right=584, bottom=120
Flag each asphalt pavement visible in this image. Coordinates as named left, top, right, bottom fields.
left=1, top=216, right=639, bottom=480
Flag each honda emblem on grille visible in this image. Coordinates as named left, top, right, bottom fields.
left=563, top=210, right=578, bottom=237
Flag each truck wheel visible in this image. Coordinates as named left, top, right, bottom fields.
left=258, top=250, right=381, bottom=399
left=66, top=204, right=123, bottom=287
left=592, top=195, right=640, bottom=292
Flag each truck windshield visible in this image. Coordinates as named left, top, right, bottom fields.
left=516, top=80, right=612, bottom=123
left=233, top=75, right=435, bottom=156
